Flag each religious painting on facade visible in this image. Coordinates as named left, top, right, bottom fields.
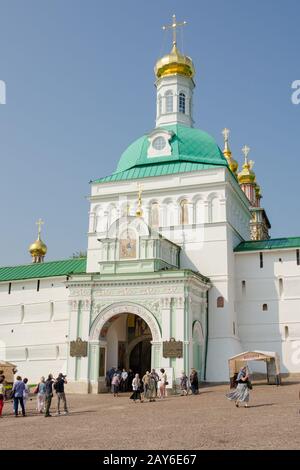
left=119, top=230, right=137, bottom=259
left=127, top=314, right=151, bottom=342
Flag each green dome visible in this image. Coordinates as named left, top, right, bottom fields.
left=115, top=124, right=228, bottom=173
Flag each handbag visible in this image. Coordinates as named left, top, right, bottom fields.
left=165, top=381, right=169, bottom=386
left=33, top=384, right=39, bottom=394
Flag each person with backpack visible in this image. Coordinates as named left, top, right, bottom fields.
left=54, top=373, right=69, bottom=415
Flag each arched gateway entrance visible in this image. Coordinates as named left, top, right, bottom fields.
left=89, top=303, right=161, bottom=392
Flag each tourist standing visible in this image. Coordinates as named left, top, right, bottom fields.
left=120, top=369, right=128, bottom=392
left=45, top=374, right=54, bottom=417
left=0, top=376, right=5, bottom=417
left=148, top=372, right=156, bottom=402
left=142, top=371, right=150, bottom=400
left=12, top=376, right=26, bottom=417
left=111, top=373, right=120, bottom=397
left=54, top=373, right=69, bottom=415
left=36, top=377, right=46, bottom=413
left=226, top=366, right=251, bottom=408
left=23, top=378, right=30, bottom=412
left=180, top=371, right=189, bottom=396
left=130, top=374, right=142, bottom=403
left=159, top=368, right=168, bottom=398
left=190, top=369, right=199, bottom=395
left=151, top=369, right=159, bottom=397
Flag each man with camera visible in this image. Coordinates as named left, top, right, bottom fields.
left=54, top=373, right=69, bottom=415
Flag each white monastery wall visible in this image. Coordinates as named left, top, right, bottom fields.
left=235, top=249, right=300, bottom=374
left=0, top=277, right=69, bottom=382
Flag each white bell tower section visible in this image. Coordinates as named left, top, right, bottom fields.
left=154, top=15, right=195, bottom=128
left=155, top=72, right=195, bottom=128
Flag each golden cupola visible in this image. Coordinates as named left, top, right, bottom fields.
left=155, top=43, right=195, bottom=79
left=29, top=218, right=47, bottom=263
left=238, top=145, right=256, bottom=185
left=222, top=128, right=238, bottom=176
left=154, top=14, right=195, bottom=79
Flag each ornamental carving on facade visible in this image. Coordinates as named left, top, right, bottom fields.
left=89, top=302, right=161, bottom=343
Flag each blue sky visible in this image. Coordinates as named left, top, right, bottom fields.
left=0, top=0, right=299, bottom=265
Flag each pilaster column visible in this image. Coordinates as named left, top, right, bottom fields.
left=160, top=297, right=171, bottom=368
left=204, top=200, right=209, bottom=223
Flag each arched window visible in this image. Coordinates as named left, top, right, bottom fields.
left=180, top=199, right=189, bottom=225
left=179, top=92, right=186, bottom=113
left=165, top=91, right=173, bottom=113
left=217, top=296, right=224, bottom=308
left=279, top=278, right=283, bottom=298
left=285, top=325, right=289, bottom=340
left=262, top=303, right=268, bottom=311
left=150, top=202, right=159, bottom=228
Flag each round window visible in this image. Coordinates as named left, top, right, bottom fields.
left=152, top=136, right=166, bottom=151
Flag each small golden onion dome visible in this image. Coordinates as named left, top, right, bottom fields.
left=222, top=128, right=238, bottom=176
left=238, top=159, right=256, bottom=185
left=135, top=207, right=143, bottom=218
left=154, top=44, right=195, bottom=79
left=29, top=236, right=47, bottom=257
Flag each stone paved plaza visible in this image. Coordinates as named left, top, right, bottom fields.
left=0, top=381, right=299, bottom=450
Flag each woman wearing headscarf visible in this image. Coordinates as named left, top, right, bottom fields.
left=226, top=366, right=250, bottom=407
left=130, top=374, right=143, bottom=403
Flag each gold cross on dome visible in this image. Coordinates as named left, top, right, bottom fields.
left=222, top=128, right=230, bottom=142
left=36, top=218, right=44, bottom=237
left=162, top=14, right=187, bottom=46
left=242, top=145, right=250, bottom=160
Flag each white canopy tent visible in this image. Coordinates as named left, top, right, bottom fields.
left=228, top=350, right=281, bottom=386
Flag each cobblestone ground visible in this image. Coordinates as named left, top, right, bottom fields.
left=0, top=381, right=299, bottom=450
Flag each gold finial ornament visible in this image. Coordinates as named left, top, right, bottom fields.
left=29, top=218, right=47, bottom=263
left=238, top=145, right=256, bottom=185
left=135, top=184, right=143, bottom=217
left=222, top=128, right=238, bottom=176
left=154, top=14, right=195, bottom=79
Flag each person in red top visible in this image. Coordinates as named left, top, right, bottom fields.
left=0, top=376, right=5, bottom=417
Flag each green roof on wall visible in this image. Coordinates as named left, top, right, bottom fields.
left=0, top=258, right=87, bottom=282
left=234, top=237, right=300, bottom=252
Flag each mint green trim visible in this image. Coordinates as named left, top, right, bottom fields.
left=0, top=258, right=87, bottom=282
left=234, top=237, right=300, bottom=253
left=94, top=161, right=225, bottom=183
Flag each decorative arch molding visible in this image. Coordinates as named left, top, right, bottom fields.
left=206, top=192, right=219, bottom=202
left=89, top=302, right=162, bottom=343
left=192, top=320, right=205, bottom=345
left=107, top=216, right=150, bottom=239
left=127, top=334, right=152, bottom=357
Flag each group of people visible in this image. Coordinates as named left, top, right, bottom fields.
left=107, top=367, right=201, bottom=401
left=107, top=367, right=169, bottom=402
left=179, top=369, right=199, bottom=396
left=0, top=372, right=68, bottom=418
